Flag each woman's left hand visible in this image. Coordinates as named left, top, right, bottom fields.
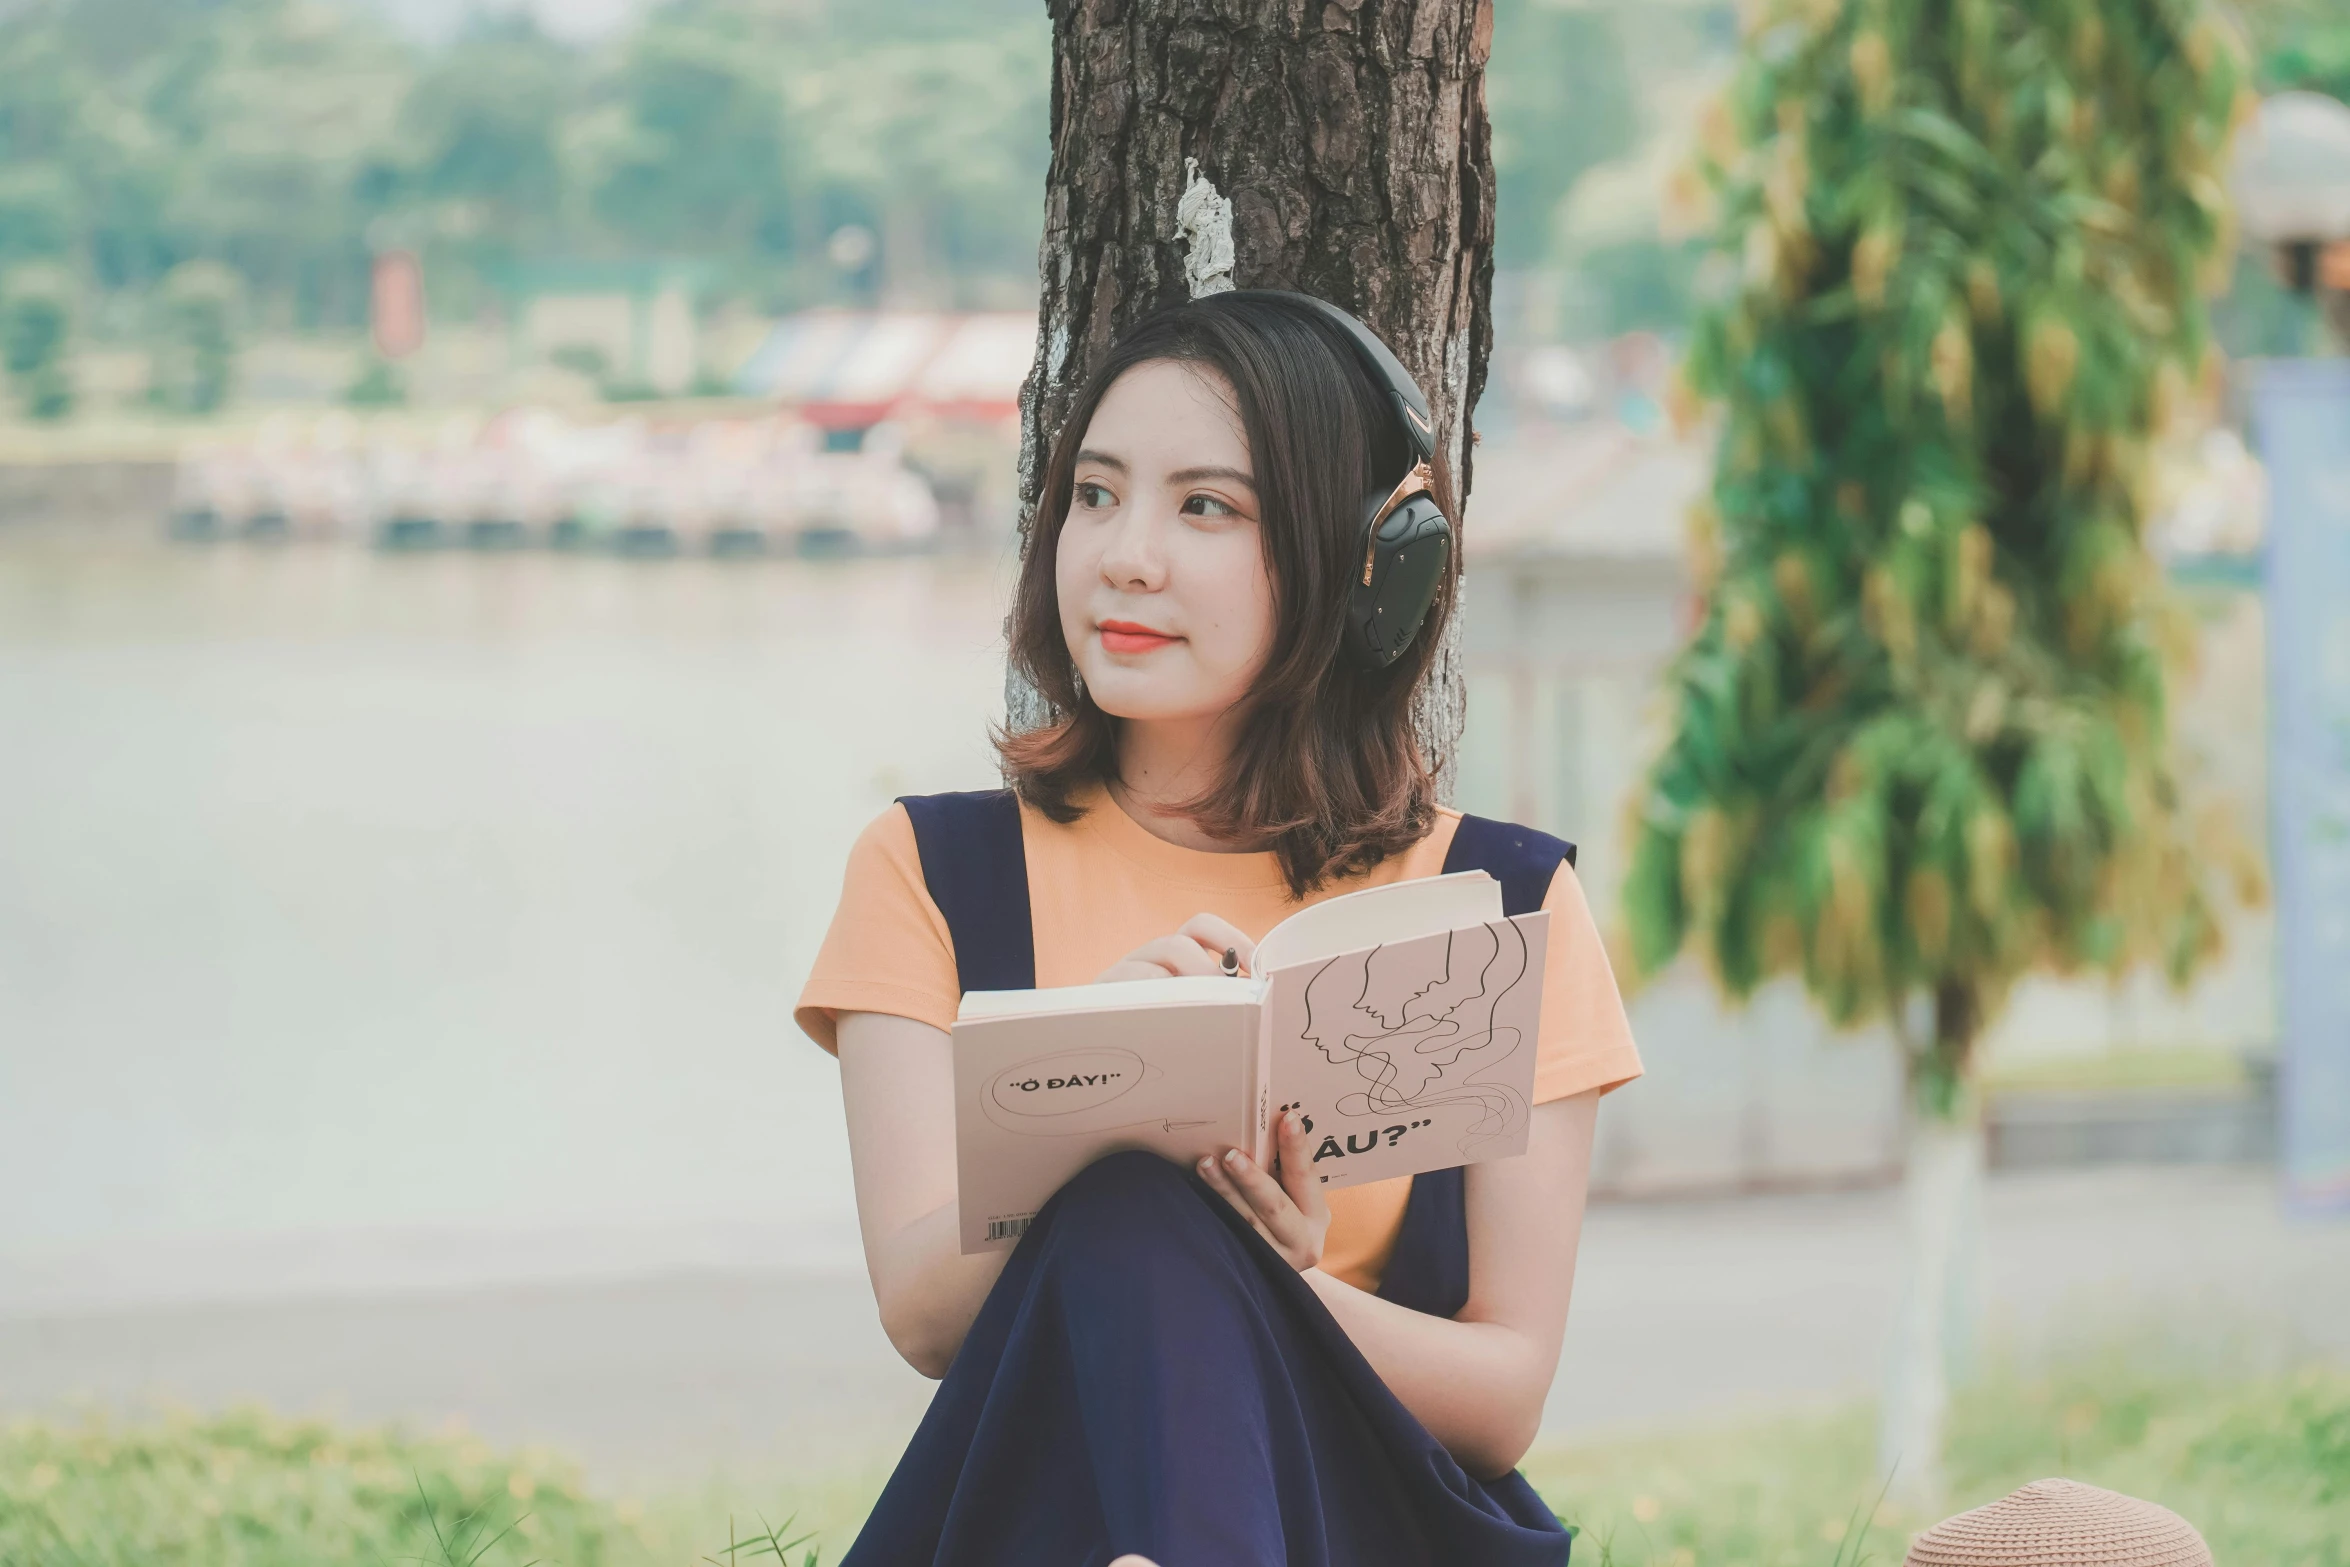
left=1197, top=1107, right=1329, bottom=1272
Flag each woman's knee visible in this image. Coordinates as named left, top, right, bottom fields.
left=1036, top=1149, right=1223, bottom=1276
left=1052, top=1148, right=1199, bottom=1218
left=1031, top=1150, right=1265, bottom=1365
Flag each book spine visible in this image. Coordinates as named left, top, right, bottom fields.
left=1253, top=1000, right=1275, bottom=1168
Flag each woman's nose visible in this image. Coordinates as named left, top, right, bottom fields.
left=1097, top=510, right=1166, bottom=590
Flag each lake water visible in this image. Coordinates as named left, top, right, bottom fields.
left=0, top=533, right=1017, bottom=1303
left=1, top=526, right=2277, bottom=1312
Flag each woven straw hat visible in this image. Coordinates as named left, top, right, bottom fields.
left=1905, top=1480, right=2213, bottom=1566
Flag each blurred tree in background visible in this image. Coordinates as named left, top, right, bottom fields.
left=1486, top=0, right=1640, bottom=267
left=0, top=262, right=77, bottom=418
left=587, top=11, right=794, bottom=260
left=1620, top=0, right=2261, bottom=1511
left=166, top=2, right=407, bottom=326
left=0, top=0, right=1048, bottom=381
left=789, top=33, right=1049, bottom=308
left=148, top=259, right=240, bottom=413
left=2257, top=0, right=2350, bottom=102
left=388, top=18, right=578, bottom=253
left=0, top=0, right=2326, bottom=414
left=1487, top=1, right=1731, bottom=340
left=0, top=165, right=81, bottom=270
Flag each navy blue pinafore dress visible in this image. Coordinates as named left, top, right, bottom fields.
left=843, top=791, right=1578, bottom=1567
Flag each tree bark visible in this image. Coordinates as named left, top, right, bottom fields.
left=1013, top=0, right=1497, bottom=775
left=1878, top=984, right=1988, bottom=1516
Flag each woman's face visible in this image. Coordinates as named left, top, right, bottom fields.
left=1057, top=359, right=1276, bottom=728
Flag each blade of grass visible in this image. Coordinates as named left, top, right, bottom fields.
left=1832, top=1463, right=1897, bottom=1567
left=750, top=1512, right=817, bottom=1562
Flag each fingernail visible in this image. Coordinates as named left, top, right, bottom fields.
left=1225, top=1150, right=1246, bottom=1167
left=1198, top=1157, right=1215, bottom=1174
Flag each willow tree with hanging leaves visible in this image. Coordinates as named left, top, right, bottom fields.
left=1623, top=0, right=2259, bottom=1509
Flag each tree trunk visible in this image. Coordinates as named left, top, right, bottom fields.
left=1012, top=0, right=1497, bottom=778
left=1878, top=983, right=1987, bottom=1516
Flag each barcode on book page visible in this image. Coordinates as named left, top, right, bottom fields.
left=986, top=1215, right=1033, bottom=1242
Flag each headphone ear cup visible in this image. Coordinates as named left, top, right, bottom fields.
left=1345, top=492, right=1453, bottom=669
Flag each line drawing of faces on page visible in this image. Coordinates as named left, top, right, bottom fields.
left=979, top=1047, right=1210, bottom=1137
left=1296, top=919, right=1532, bottom=1155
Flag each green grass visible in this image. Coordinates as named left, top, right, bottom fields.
left=0, top=1409, right=655, bottom=1567
left=1525, top=1347, right=2350, bottom=1566
left=5, top=1350, right=2345, bottom=1566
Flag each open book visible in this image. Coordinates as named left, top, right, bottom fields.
left=953, top=871, right=1549, bottom=1251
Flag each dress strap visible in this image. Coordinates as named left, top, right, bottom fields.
left=1378, top=813, right=1575, bottom=1319
left=897, top=790, right=1036, bottom=995
left=1441, top=813, right=1576, bottom=917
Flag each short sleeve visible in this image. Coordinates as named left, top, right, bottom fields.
left=1530, top=859, right=1643, bottom=1103
left=794, top=804, right=962, bottom=1051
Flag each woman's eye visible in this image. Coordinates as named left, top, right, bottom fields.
left=1074, top=481, right=1115, bottom=510
left=1180, top=493, right=1239, bottom=519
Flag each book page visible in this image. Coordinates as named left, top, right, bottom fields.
left=953, top=996, right=1261, bottom=1252
left=1264, top=910, right=1549, bottom=1192
left=958, top=974, right=1263, bottom=1022
left=1254, top=869, right=1502, bottom=974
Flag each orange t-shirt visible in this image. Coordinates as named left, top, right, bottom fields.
left=796, top=787, right=1642, bottom=1292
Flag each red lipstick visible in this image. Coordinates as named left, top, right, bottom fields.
left=1099, top=619, right=1179, bottom=655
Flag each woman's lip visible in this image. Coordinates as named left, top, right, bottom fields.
left=1098, top=620, right=1179, bottom=654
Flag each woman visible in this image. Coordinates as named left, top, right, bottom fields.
left=796, top=290, right=1642, bottom=1567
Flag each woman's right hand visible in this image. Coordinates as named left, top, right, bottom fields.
left=1096, top=913, right=1256, bottom=983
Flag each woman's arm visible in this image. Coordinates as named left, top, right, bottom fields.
left=837, top=1009, right=1011, bottom=1378
left=836, top=914, right=1256, bottom=1375
left=1210, top=1090, right=1600, bottom=1478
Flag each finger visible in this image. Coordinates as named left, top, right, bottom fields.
left=1195, top=1153, right=1275, bottom=1241
left=1099, top=933, right=1231, bottom=981
left=1197, top=1152, right=1287, bottom=1255
left=1177, top=913, right=1257, bottom=975
left=1124, top=935, right=1222, bottom=978
left=1273, top=1109, right=1328, bottom=1221
left=1216, top=1147, right=1311, bottom=1255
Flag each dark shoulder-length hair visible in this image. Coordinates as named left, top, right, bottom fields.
left=996, top=290, right=1461, bottom=898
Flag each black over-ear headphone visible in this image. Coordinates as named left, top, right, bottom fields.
left=1226, top=291, right=1453, bottom=670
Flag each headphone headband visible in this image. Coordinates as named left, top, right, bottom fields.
left=1223, top=291, right=1437, bottom=464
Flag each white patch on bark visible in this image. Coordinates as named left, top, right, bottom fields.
left=1878, top=1108, right=1986, bottom=1515
left=1175, top=159, right=1237, bottom=297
